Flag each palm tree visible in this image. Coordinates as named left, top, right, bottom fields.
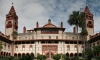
left=79, top=12, right=88, bottom=58
left=67, top=11, right=84, bottom=58
left=11, top=31, right=18, bottom=56
left=0, top=41, right=3, bottom=54
left=12, top=31, right=18, bottom=40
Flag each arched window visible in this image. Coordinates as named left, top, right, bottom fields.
left=4, top=43, right=6, bottom=50
left=8, top=45, right=10, bottom=50
left=29, top=45, right=33, bottom=51
left=15, top=45, right=18, bottom=51
left=22, top=45, right=25, bottom=51
left=81, top=45, right=84, bottom=51
left=67, top=45, right=70, bottom=51
left=74, top=45, right=77, bottom=51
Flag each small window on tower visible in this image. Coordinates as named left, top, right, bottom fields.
left=8, top=21, right=12, bottom=24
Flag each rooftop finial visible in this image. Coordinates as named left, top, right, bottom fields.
left=86, top=0, right=88, bottom=6
left=12, top=0, right=13, bottom=6
left=48, top=18, right=51, bottom=23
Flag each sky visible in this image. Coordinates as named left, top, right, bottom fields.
left=0, top=0, right=100, bottom=34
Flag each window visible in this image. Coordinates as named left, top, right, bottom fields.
left=4, top=43, right=6, bottom=50
left=41, top=29, right=58, bottom=34
left=43, top=46, right=47, bottom=51
left=56, top=36, right=58, bottom=39
left=15, top=45, right=18, bottom=51
left=54, top=46, right=57, bottom=51
left=32, top=36, right=34, bottom=39
left=72, top=37, right=74, bottom=40
left=22, top=45, right=25, bottom=51
left=67, top=45, right=70, bottom=51
left=41, top=36, right=44, bottom=39
left=8, top=45, right=10, bottom=51
left=29, top=45, right=33, bottom=51
left=93, top=43, right=95, bottom=46
left=25, top=37, right=27, bottom=40
left=97, top=41, right=99, bottom=45
left=81, top=45, right=84, bottom=51
left=49, top=36, right=51, bottom=39
left=74, top=45, right=77, bottom=51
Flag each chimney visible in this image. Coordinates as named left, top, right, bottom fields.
left=73, top=26, right=76, bottom=33
left=23, top=26, right=26, bottom=33
left=36, top=22, right=39, bottom=28
left=61, top=22, right=63, bottom=28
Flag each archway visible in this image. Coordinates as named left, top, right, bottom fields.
left=4, top=52, right=6, bottom=57
left=1, top=51, right=3, bottom=56
left=79, top=53, right=82, bottom=57
left=66, top=53, right=69, bottom=57
left=14, top=53, right=17, bottom=57
left=70, top=53, right=73, bottom=57
left=30, top=53, right=34, bottom=57
left=18, top=53, right=21, bottom=58
left=22, top=53, right=25, bottom=57
left=6, top=52, right=8, bottom=57
left=26, top=53, right=29, bottom=56
left=74, top=53, right=77, bottom=57
left=9, top=53, right=11, bottom=56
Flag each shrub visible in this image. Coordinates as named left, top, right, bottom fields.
left=71, top=57, right=78, bottom=60
left=53, top=54, right=61, bottom=60
left=79, top=58, right=88, bottom=60
left=94, top=56, right=100, bottom=60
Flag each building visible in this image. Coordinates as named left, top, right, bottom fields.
left=0, top=4, right=95, bottom=58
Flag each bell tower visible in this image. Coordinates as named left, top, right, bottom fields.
left=84, top=6, right=94, bottom=40
left=5, top=5, right=18, bottom=40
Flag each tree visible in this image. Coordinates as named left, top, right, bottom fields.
left=53, top=54, right=61, bottom=60
left=12, top=31, right=18, bottom=40
left=0, top=41, right=3, bottom=51
left=20, top=54, right=34, bottom=60
left=85, top=48, right=93, bottom=60
left=62, top=54, right=70, bottom=60
left=67, top=11, right=84, bottom=58
left=37, top=54, right=46, bottom=60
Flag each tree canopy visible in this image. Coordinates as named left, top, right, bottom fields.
left=11, top=31, right=18, bottom=39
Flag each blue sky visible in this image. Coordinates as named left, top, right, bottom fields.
left=0, top=0, right=100, bottom=34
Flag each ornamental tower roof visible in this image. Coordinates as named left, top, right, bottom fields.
left=84, top=6, right=91, bottom=14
